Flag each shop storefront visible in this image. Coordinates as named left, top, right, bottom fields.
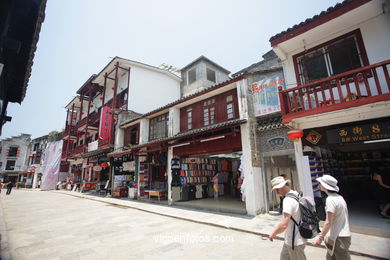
left=169, top=125, right=246, bottom=214
left=80, top=149, right=111, bottom=193
left=301, top=117, right=390, bottom=236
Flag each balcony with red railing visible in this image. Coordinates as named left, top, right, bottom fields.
left=278, top=59, right=390, bottom=123
left=98, top=138, right=110, bottom=148
left=64, top=125, right=78, bottom=138
left=88, top=110, right=101, bottom=127
left=77, top=116, right=88, bottom=128
left=70, top=145, right=85, bottom=156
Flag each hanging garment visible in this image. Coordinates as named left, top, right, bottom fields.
left=196, top=185, right=203, bottom=199
left=202, top=184, right=208, bottom=198
left=181, top=185, right=189, bottom=201
left=172, top=186, right=181, bottom=202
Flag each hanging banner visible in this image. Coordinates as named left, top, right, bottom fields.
left=250, top=74, right=285, bottom=117
left=99, top=106, right=112, bottom=140
left=41, top=140, right=63, bottom=190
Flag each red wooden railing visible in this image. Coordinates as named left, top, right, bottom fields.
left=71, top=145, right=85, bottom=156
left=98, top=138, right=110, bottom=147
left=78, top=117, right=88, bottom=127
left=279, top=59, right=390, bottom=122
left=64, top=125, right=77, bottom=137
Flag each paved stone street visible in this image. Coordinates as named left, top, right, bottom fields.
left=0, top=190, right=377, bottom=260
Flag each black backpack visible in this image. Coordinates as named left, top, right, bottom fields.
left=285, top=193, right=321, bottom=249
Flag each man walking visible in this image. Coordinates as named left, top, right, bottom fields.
left=315, top=175, right=351, bottom=260
left=6, top=181, right=14, bottom=195
left=269, top=176, right=306, bottom=260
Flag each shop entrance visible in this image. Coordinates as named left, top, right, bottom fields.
left=304, top=141, right=390, bottom=237
left=264, top=154, right=298, bottom=214
left=173, top=151, right=246, bottom=215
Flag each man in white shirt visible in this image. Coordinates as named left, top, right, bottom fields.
left=315, top=175, right=351, bottom=260
left=269, top=176, right=307, bottom=260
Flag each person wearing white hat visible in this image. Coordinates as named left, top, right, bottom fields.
left=315, top=175, right=351, bottom=260
left=269, top=176, right=307, bottom=260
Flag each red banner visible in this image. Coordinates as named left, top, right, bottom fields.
left=99, top=106, right=112, bottom=140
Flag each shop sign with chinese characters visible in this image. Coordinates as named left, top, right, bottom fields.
left=306, top=130, right=322, bottom=145
left=99, top=106, right=113, bottom=140
left=326, top=121, right=390, bottom=144
left=250, top=74, right=285, bottom=117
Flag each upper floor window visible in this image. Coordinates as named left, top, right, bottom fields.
left=203, top=98, right=216, bottom=126
left=5, top=160, right=16, bottom=170
left=33, top=143, right=39, bottom=151
left=226, top=95, right=234, bottom=119
left=8, top=147, right=18, bottom=157
left=294, top=30, right=368, bottom=85
left=149, top=113, right=169, bottom=141
left=187, top=108, right=193, bottom=130
left=188, top=68, right=197, bottom=85
left=207, top=68, right=216, bottom=83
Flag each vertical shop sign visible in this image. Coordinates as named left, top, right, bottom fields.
left=250, top=74, right=285, bottom=117
left=99, top=106, right=112, bottom=140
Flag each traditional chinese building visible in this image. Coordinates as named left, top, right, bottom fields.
left=0, top=134, right=31, bottom=183
left=270, top=0, right=390, bottom=234
left=61, top=57, right=181, bottom=192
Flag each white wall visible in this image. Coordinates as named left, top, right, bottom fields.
left=139, top=119, right=150, bottom=144
left=128, top=66, right=180, bottom=113
left=168, top=107, right=180, bottom=137
left=0, top=135, right=31, bottom=173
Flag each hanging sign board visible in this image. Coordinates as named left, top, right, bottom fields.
left=306, top=130, right=322, bottom=145
left=326, top=121, right=390, bottom=144
left=250, top=74, right=285, bottom=117
left=99, top=106, right=113, bottom=140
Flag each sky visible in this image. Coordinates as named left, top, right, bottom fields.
left=2, top=0, right=342, bottom=140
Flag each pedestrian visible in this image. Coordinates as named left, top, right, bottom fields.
left=6, top=181, right=14, bottom=195
left=212, top=172, right=219, bottom=201
left=269, top=176, right=307, bottom=260
left=0, top=180, right=3, bottom=194
left=371, top=169, right=390, bottom=218
left=314, top=175, right=351, bottom=260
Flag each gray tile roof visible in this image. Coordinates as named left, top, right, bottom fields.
left=257, top=114, right=285, bottom=131
left=109, top=119, right=247, bottom=157
left=269, top=0, right=360, bottom=43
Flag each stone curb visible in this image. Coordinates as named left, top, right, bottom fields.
left=53, top=190, right=387, bottom=260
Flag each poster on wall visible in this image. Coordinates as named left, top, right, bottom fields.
left=99, top=106, right=113, bottom=140
left=250, top=74, right=285, bottom=117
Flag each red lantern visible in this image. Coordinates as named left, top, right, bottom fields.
left=101, top=162, right=108, bottom=169
left=99, top=97, right=103, bottom=100
left=287, top=129, right=304, bottom=142
left=81, top=112, right=85, bottom=115
left=28, top=155, right=33, bottom=158
left=90, top=104, right=93, bottom=108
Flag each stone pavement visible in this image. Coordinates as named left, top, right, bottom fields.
left=0, top=189, right=388, bottom=260
left=52, top=190, right=390, bottom=259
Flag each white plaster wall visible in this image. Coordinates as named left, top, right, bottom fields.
left=139, top=118, right=150, bottom=144
left=236, top=79, right=249, bottom=120
left=240, top=123, right=266, bottom=215
left=0, top=135, right=31, bottom=173
left=127, top=66, right=180, bottom=114
left=168, top=107, right=180, bottom=137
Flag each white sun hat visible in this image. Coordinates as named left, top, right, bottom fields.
left=271, top=176, right=289, bottom=190
left=316, top=175, right=339, bottom=192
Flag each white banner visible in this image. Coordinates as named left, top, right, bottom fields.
left=41, top=140, right=63, bottom=190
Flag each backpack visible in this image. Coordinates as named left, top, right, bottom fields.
left=285, top=193, right=321, bottom=249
